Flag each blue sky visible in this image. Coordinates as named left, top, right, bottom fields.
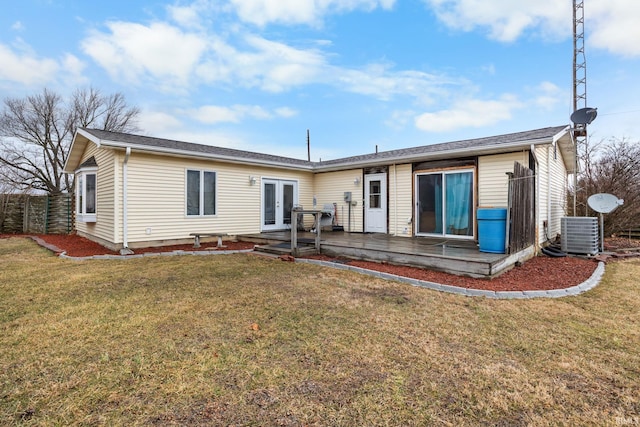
left=1, top=0, right=639, bottom=161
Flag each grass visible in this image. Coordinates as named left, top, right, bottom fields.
left=0, top=237, right=639, bottom=426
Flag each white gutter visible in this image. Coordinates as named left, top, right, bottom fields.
left=121, top=147, right=133, bottom=255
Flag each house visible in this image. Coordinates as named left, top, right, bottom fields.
left=63, top=126, right=575, bottom=255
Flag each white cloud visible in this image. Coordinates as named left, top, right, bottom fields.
left=0, top=42, right=59, bottom=86
left=384, top=109, right=415, bottom=130
left=81, top=19, right=332, bottom=94
left=423, top=0, right=640, bottom=57
left=189, top=104, right=296, bottom=124
left=275, top=107, right=298, bottom=118
left=79, top=14, right=460, bottom=102
left=229, top=0, right=396, bottom=26
left=239, top=35, right=328, bottom=92
left=61, top=53, right=88, bottom=86
left=589, top=0, right=640, bottom=57
left=414, top=95, right=522, bottom=132
left=81, top=21, right=208, bottom=88
left=137, top=111, right=183, bottom=134
left=531, top=81, right=564, bottom=110
left=167, top=4, right=203, bottom=28
left=11, top=21, right=24, bottom=31
left=423, top=0, right=569, bottom=42
left=336, top=64, right=461, bottom=103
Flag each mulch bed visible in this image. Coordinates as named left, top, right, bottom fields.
left=303, top=254, right=600, bottom=292
left=3, top=233, right=639, bottom=292
left=0, top=233, right=255, bottom=257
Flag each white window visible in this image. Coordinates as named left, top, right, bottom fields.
left=76, top=166, right=97, bottom=223
left=186, top=170, right=216, bottom=216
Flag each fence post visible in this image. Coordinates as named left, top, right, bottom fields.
left=23, top=196, right=29, bottom=233
left=45, top=195, right=50, bottom=234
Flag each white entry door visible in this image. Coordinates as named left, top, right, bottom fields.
left=262, top=179, right=297, bottom=231
left=365, top=173, right=387, bottom=233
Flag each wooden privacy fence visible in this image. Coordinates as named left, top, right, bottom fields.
left=0, top=193, right=72, bottom=234
left=507, top=162, right=536, bottom=253
left=620, top=228, right=640, bottom=240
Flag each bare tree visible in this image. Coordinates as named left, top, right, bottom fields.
left=0, top=87, right=140, bottom=194
left=574, top=137, right=640, bottom=234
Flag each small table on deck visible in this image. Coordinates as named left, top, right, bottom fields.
left=291, top=208, right=322, bottom=256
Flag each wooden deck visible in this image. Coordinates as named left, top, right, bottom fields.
left=238, top=231, right=535, bottom=278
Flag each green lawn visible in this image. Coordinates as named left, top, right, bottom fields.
left=1, top=237, right=639, bottom=426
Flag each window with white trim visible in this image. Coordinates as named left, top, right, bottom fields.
left=76, top=164, right=97, bottom=223
left=186, top=169, right=216, bottom=216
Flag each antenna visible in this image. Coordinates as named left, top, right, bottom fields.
left=571, top=0, right=596, bottom=216
left=587, top=193, right=623, bottom=214
left=573, top=0, right=586, bottom=114
left=570, top=107, right=597, bottom=126
left=587, top=193, right=624, bottom=252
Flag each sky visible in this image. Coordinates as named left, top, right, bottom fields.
left=1, top=0, right=639, bottom=161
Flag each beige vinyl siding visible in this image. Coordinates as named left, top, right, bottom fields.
left=477, top=151, right=529, bottom=207
left=314, top=169, right=364, bottom=232
left=536, top=144, right=568, bottom=244
left=122, top=152, right=313, bottom=245
left=389, top=164, right=413, bottom=236
left=75, top=143, right=117, bottom=244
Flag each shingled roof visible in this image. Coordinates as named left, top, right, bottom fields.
left=79, top=128, right=313, bottom=168
left=316, top=125, right=570, bottom=170
left=66, top=125, right=572, bottom=173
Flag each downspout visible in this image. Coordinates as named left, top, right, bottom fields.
left=530, top=145, right=540, bottom=248
left=120, top=147, right=134, bottom=255
left=393, top=164, right=398, bottom=236
left=547, top=145, right=552, bottom=241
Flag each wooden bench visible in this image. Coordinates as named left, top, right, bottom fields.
left=190, top=233, right=228, bottom=249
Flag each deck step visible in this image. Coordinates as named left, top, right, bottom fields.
left=255, top=243, right=316, bottom=256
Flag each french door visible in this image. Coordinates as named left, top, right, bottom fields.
left=262, top=179, right=297, bottom=231
left=415, top=169, right=474, bottom=238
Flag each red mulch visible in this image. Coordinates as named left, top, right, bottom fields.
left=304, top=254, right=599, bottom=292
left=3, top=233, right=636, bottom=292
left=0, top=233, right=255, bottom=257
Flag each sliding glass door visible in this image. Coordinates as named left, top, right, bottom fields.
left=415, top=169, right=474, bottom=238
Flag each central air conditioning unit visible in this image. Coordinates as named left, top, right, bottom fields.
left=561, top=217, right=599, bottom=255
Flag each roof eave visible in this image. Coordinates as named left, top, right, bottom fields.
left=553, top=126, right=576, bottom=173
left=313, top=135, right=563, bottom=172
left=98, top=139, right=315, bottom=172
left=66, top=126, right=574, bottom=174
left=63, top=128, right=96, bottom=173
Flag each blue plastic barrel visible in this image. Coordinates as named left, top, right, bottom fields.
left=477, top=208, right=507, bottom=254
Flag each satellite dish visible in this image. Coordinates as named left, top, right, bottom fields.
left=570, top=107, right=598, bottom=125
left=587, top=193, right=623, bottom=214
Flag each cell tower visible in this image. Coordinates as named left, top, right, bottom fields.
left=573, top=0, right=587, bottom=129
left=571, top=0, right=597, bottom=215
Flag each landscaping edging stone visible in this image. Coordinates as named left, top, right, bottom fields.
left=26, top=235, right=606, bottom=299
left=296, top=258, right=606, bottom=299
left=57, top=248, right=256, bottom=260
